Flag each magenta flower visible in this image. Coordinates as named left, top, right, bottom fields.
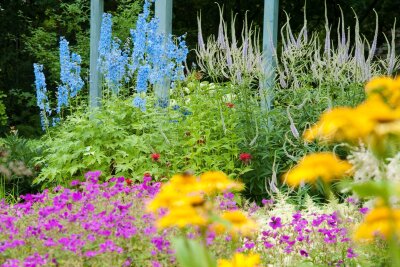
left=244, top=241, right=255, bottom=250
left=123, top=258, right=132, bottom=266
left=85, top=170, right=101, bottom=183
left=300, top=249, right=309, bottom=257
left=347, top=248, right=357, bottom=258
left=261, top=199, right=274, bottom=207
left=359, top=207, right=369, bottom=214
left=269, top=216, right=282, bottom=229
left=84, top=250, right=98, bottom=258
left=23, top=253, right=48, bottom=267
left=264, top=241, right=274, bottom=248
left=2, top=259, right=20, bottom=267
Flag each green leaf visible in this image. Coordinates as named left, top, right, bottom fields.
left=173, top=237, right=216, bottom=267
left=351, top=181, right=390, bottom=199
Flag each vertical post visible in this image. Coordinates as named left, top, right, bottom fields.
left=155, top=0, right=173, bottom=35
left=89, top=0, right=104, bottom=108
left=262, top=0, right=279, bottom=112
left=155, top=0, right=173, bottom=107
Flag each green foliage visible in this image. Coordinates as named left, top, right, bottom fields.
left=0, top=133, right=41, bottom=202
left=174, top=238, right=216, bottom=267
left=0, top=94, right=8, bottom=127
left=23, top=0, right=89, bottom=87
left=35, top=80, right=251, bottom=187
left=112, top=0, right=144, bottom=41
left=24, top=0, right=142, bottom=85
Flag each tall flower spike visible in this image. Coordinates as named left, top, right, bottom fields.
left=59, top=37, right=71, bottom=85
left=98, top=14, right=128, bottom=94
left=129, top=0, right=188, bottom=109
left=57, top=37, right=71, bottom=114
left=58, top=37, right=84, bottom=113
left=69, top=53, right=84, bottom=98
left=33, top=63, right=50, bottom=130
left=98, top=13, right=112, bottom=62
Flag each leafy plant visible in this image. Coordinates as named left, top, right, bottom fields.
left=35, top=80, right=252, bottom=187
left=0, top=132, right=41, bottom=202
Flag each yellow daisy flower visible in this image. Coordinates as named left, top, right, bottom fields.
left=199, top=171, right=244, bottom=195
left=212, top=210, right=257, bottom=237
left=218, top=253, right=261, bottom=267
left=354, top=207, right=400, bottom=242
left=283, top=152, right=352, bottom=187
left=303, top=107, right=375, bottom=143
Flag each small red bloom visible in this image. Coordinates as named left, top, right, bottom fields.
left=125, top=178, right=132, bottom=186
left=151, top=153, right=160, bottom=162
left=226, top=102, right=235, bottom=108
left=144, top=172, right=151, bottom=177
left=239, top=153, right=252, bottom=164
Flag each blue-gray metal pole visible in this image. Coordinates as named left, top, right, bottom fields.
left=89, top=0, right=104, bottom=108
left=155, top=0, right=173, bottom=107
left=262, top=0, right=279, bottom=112
left=155, top=0, right=172, bottom=35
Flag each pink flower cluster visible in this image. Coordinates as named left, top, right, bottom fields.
left=0, top=171, right=173, bottom=267
left=242, top=210, right=358, bottom=266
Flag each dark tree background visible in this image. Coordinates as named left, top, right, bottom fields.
left=0, top=0, right=399, bottom=136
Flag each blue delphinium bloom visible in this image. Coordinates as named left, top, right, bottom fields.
left=98, top=13, right=112, bottom=61
left=98, top=14, right=128, bottom=94
left=106, top=39, right=128, bottom=94
left=52, top=117, right=61, bottom=127
left=33, top=37, right=84, bottom=129
left=181, top=108, right=192, bottom=116
left=172, top=105, right=180, bottom=110
left=58, top=37, right=84, bottom=112
left=69, top=53, right=84, bottom=97
left=59, top=37, right=71, bottom=86
left=128, top=0, right=189, bottom=109
left=155, top=98, right=169, bottom=109
left=133, top=96, right=146, bottom=112
left=33, top=63, right=51, bottom=130
left=57, top=85, right=69, bottom=114
left=97, top=0, right=189, bottom=110
left=136, top=65, right=150, bottom=93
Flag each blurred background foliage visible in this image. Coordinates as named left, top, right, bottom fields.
left=0, top=0, right=399, bottom=137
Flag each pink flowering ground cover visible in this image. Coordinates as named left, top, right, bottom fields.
left=0, top=171, right=174, bottom=267
left=0, top=171, right=371, bottom=266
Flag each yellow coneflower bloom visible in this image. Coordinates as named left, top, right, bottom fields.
left=303, top=107, right=375, bottom=143
left=354, top=206, right=400, bottom=242
left=218, top=253, right=261, bottom=267
left=156, top=205, right=208, bottom=229
left=199, top=171, right=243, bottom=195
left=211, top=210, right=257, bottom=237
left=365, top=76, right=400, bottom=107
left=283, top=152, right=352, bottom=187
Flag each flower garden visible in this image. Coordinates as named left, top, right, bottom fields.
left=1, top=0, right=400, bottom=266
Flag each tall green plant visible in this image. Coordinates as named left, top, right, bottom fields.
left=35, top=80, right=251, bottom=187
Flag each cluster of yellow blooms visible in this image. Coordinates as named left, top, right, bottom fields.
left=354, top=206, right=400, bottom=242
left=283, top=152, right=352, bottom=187
left=283, top=77, right=400, bottom=188
left=283, top=76, right=400, bottom=244
left=217, top=253, right=260, bottom=267
left=147, top=171, right=257, bottom=235
left=148, top=171, right=261, bottom=266
left=304, top=77, right=400, bottom=144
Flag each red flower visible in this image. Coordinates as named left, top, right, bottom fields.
left=239, top=153, right=252, bottom=164
left=226, top=102, right=235, bottom=108
left=144, top=172, right=151, bottom=177
left=125, top=178, right=132, bottom=186
left=151, top=153, right=160, bottom=162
